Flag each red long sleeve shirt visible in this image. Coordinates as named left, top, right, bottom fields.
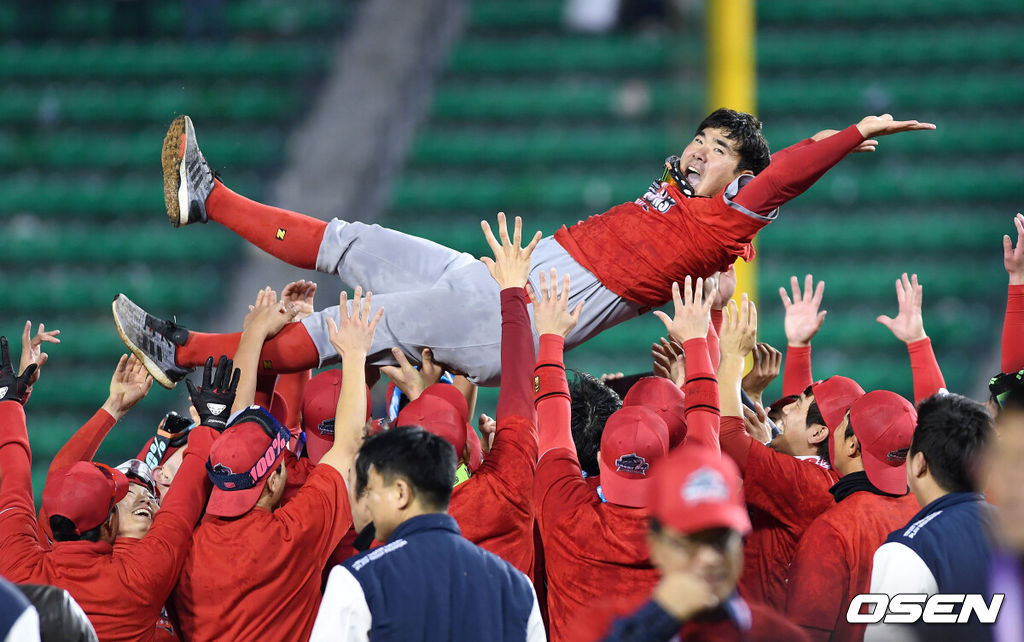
left=36, top=407, right=118, bottom=544
left=783, top=345, right=813, bottom=398
left=679, top=337, right=720, bottom=453
left=785, top=491, right=920, bottom=642
left=719, top=416, right=840, bottom=609
left=534, top=334, right=659, bottom=642
left=907, top=337, right=946, bottom=404
left=172, top=464, right=352, bottom=642
left=1003, top=284, right=1024, bottom=373
left=555, top=126, right=866, bottom=307
left=0, top=401, right=215, bottom=642
left=449, top=288, right=539, bottom=578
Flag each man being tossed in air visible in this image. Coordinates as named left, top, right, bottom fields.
left=114, top=110, right=934, bottom=388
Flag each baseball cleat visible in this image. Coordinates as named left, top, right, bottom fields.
left=162, top=115, right=215, bottom=227
left=112, top=294, right=192, bottom=389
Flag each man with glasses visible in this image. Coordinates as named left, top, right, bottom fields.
left=0, top=337, right=223, bottom=641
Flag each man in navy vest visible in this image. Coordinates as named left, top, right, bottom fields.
left=867, top=393, right=996, bottom=642
left=310, top=426, right=545, bottom=641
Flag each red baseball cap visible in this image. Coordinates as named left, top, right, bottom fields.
left=396, top=394, right=467, bottom=460
left=42, top=461, right=130, bottom=534
left=269, top=390, right=289, bottom=428
left=622, top=377, right=687, bottom=449
left=301, top=370, right=372, bottom=464
left=652, top=447, right=750, bottom=535
left=421, top=383, right=482, bottom=471
left=207, top=409, right=291, bottom=518
left=848, top=390, right=916, bottom=495
left=597, top=406, right=670, bottom=508
left=813, top=376, right=866, bottom=464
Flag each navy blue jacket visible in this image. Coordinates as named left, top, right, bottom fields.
left=310, top=513, right=543, bottom=642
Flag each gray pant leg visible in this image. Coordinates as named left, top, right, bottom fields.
left=301, top=260, right=505, bottom=386
left=316, top=219, right=476, bottom=294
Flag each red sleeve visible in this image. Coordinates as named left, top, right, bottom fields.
left=907, top=338, right=946, bottom=404
left=710, top=307, right=723, bottom=336
left=785, top=518, right=848, bottom=641
left=37, top=408, right=118, bottom=542
left=1002, top=284, right=1024, bottom=373
left=276, top=370, right=311, bottom=432
left=536, top=334, right=573, bottom=456
left=741, top=446, right=837, bottom=532
left=124, top=425, right=217, bottom=602
left=253, top=374, right=278, bottom=418
left=782, top=345, right=813, bottom=398
left=733, top=125, right=866, bottom=215
left=496, top=288, right=536, bottom=425
left=0, top=401, right=47, bottom=582
left=535, top=448, right=592, bottom=529
left=680, top=338, right=719, bottom=454
left=706, top=313, right=721, bottom=373
left=276, top=465, right=352, bottom=565
left=719, top=416, right=752, bottom=471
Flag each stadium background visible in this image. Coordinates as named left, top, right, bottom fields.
left=2, top=0, right=1020, bottom=500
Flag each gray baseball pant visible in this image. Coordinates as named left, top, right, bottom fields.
left=299, top=220, right=645, bottom=386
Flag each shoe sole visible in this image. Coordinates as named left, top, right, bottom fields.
left=112, top=297, right=177, bottom=390
left=161, top=115, right=188, bottom=228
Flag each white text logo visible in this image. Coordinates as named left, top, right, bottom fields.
left=847, top=594, right=1004, bottom=624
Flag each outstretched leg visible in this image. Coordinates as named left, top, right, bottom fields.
left=163, top=115, right=472, bottom=293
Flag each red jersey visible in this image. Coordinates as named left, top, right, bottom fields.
left=0, top=401, right=215, bottom=642
left=172, top=465, right=351, bottom=642
left=113, top=539, right=181, bottom=641
left=1003, top=284, right=1024, bottom=372
left=785, top=487, right=920, bottom=642
left=555, top=178, right=769, bottom=307
left=718, top=416, right=839, bottom=609
left=573, top=594, right=811, bottom=642
left=448, top=289, right=538, bottom=578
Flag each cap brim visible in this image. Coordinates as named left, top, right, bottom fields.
left=661, top=504, right=751, bottom=536
left=304, top=431, right=333, bottom=465
left=111, top=468, right=131, bottom=504
left=207, top=481, right=267, bottom=518
left=465, top=423, right=482, bottom=472
left=598, top=457, right=653, bottom=508
left=862, top=451, right=908, bottom=496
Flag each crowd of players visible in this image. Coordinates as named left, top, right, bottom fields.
left=0, top=109, right=1022, bottom=642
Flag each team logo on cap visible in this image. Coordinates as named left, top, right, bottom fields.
left=682, top=468, right=729, bottom=504
left=615, top=453, right=649, bottom=476
left=886, top=447, right=909, bottom=465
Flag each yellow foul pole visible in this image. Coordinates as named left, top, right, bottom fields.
left=708, top=0, right=757, bottom=304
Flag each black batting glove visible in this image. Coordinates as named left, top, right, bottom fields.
left=0, top=336, right=37, bottom=406
left=186, top=356, right=240, bottom=431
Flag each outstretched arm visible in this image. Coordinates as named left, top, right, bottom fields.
left=780, top=274, right=825, bottom=397
left=876, top=273, right=945, bottom=404
left=734, top=115, right=935, bottom=216
left=1002, top=213, right=1024, bottom=372
left=717, top=296, right=759, bottom=466
left=232, top=287, right=299, bottom=414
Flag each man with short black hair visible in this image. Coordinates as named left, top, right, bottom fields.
left=116, top=111, right=934, bottom=389
left=311, top=426, right=545, bottom=641
left=867, top=393, right=996, bottom=642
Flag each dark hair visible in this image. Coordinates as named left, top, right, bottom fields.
left=911, top=393, right=993, bottom=493
left=569, top=370, right=622, bottom=476
left=696, top=108, right=771, bottom=175
left=50, top=512, right=108, bottom=543
left=354, top=426, right=457, bottom=511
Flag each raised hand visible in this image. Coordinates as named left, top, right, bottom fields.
left=244, top=286, right=298, bottom=338
left=381, top=347, right=443, bottom=401
left=876, top=273, right=926, bottom=344
left=186, top=356, right=240, bottom=431
left=711, top=266, right=736, bottom=310
left=528, top=268, right=584, bottom=338
left=480, top=211, right=542, bottom=289
left=1004, top=213, right=1024, bottom=286
left=327, top=287, right=384, bottom=360
left=0, top=336, right=37, bottom=405
left=651, top=337, right=685, bottom=387
left=780, top=274, right=826, bottom=347
left=478, top=413, right=497, bottom=453
left=19, top=320, right=60, bottom=387
left=281, top=280, right=318, bottom=321
left=653, top=276, right=713, bottom=344
left=855, top=114, right=936, bottom=139
left=719, top=294, right=757, bottom=359
left=102, top=354, right=154, bottom=420
left=741, top=343, right=782, bottom=404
